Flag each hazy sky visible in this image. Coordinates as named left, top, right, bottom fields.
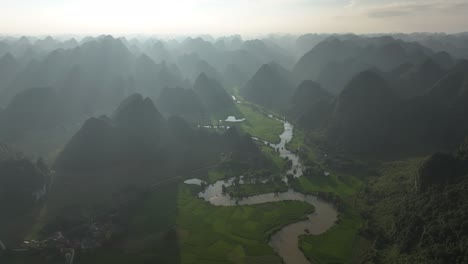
left=1, top=0, right=468, bottom=35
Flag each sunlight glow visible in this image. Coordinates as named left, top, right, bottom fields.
left=1, top=0, right=467, bottom=35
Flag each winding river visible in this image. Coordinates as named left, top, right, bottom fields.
left=185, top=120, right=338, bottom=264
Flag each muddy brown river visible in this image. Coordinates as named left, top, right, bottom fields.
left=185, top=120, right=338, bottom=264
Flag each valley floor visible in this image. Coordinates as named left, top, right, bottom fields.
left=2, top=98, right=420, bottom=264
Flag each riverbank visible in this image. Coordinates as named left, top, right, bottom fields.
left=185, top=120, right=339, bottom=264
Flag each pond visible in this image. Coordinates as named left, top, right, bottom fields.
left=225, top=116, right=246, bottom=122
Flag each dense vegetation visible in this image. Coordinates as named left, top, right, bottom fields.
left=2, top=33, right=468, bottom=264
left=358, top=141, right=468, bottom=264
left=0, top=145, right=49, bottom=245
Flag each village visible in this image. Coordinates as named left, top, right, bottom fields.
left=1, top=215, right=117, bottom=264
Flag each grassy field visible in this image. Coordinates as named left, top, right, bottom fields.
left=178, top=184, right=314, bottom=264
left=291, top=165, right=367, bottom=264
left=206, top=169, right=228, bottom=183
left=217, top=101, right=370, bottom=263
left=24, top=204, right=49, bottom=240
left=285, top=126, right=306, bottom=152
left=291, top=173, right=363, bottom=197
left=259, top=144, right=287, bottom=172
left=237, top=104, right=283, bottom=144
left=283, top=124, right=371, bottom=264
left=293, top=171, right=367, bottom=264
left=226, top=181, right=288, bottom=198
left=288, top=125, right=364, bottom=197
left=300, top=209, right=364, bottom=264
left=285, top=127, right=326, bottom=161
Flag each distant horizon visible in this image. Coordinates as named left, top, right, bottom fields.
left=2, top=0, right=468, bottom=36
left=1, top=31, right=468, bottom=41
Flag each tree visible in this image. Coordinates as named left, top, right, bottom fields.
left=286, top=173, right=294, bottom=183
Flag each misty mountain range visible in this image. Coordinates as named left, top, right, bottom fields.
left=0, top=33, right=467, bottom=160
left=1, top=32, right=468, bottom=264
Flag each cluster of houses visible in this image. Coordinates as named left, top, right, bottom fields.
left=23, top=221, right=114, bottom=251
left=16, top=220, right=115, bottom=263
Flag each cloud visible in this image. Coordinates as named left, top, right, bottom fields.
left=345, top=0, right=468, bottom=18
left=347, top=0, right=359, bottom=7
left=368, top=10, right=409, bottom=18
left=367, top=2, right=433, bottom=18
